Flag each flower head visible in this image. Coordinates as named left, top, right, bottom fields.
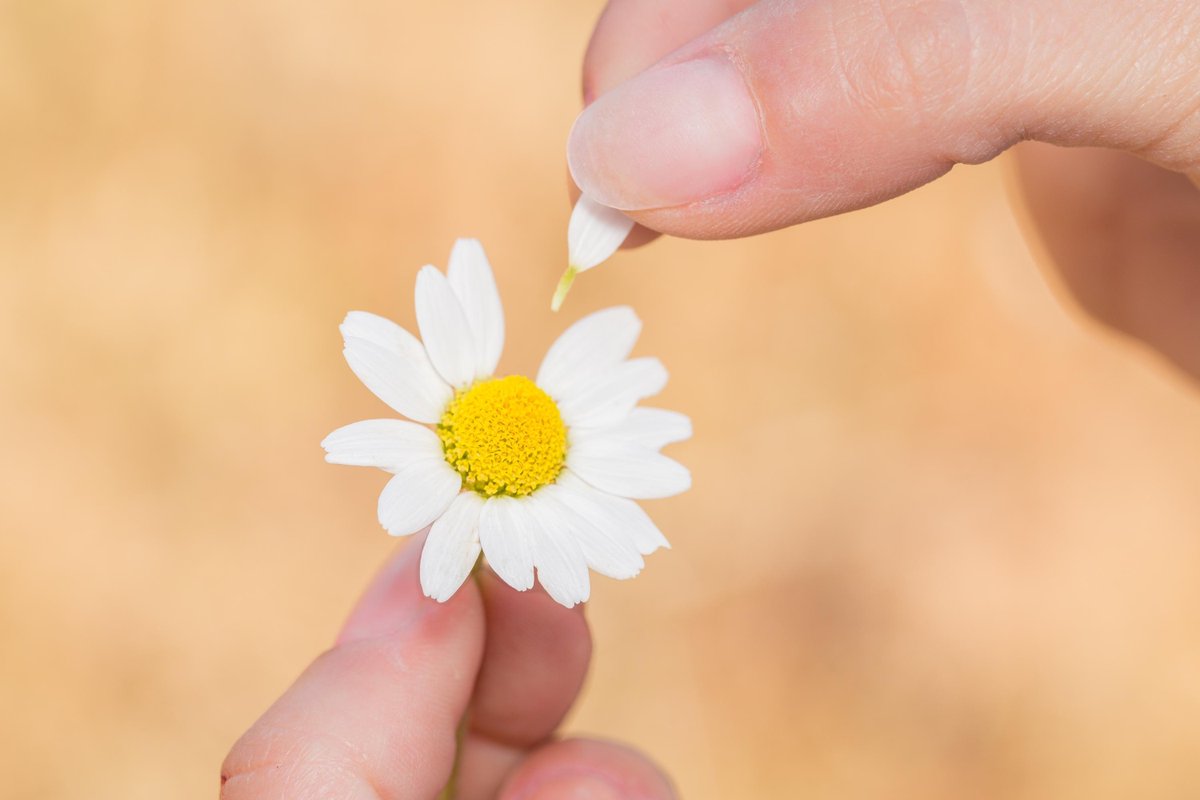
left=323, top=239, right=690, bottom=607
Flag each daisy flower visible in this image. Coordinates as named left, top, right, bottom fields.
left=322, top=239, right=690, bottom=607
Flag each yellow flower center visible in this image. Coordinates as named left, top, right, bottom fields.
left=438, top=375, right=567, bottom=497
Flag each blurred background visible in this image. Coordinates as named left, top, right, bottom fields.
left=4, top=1, right=1200, bottom=798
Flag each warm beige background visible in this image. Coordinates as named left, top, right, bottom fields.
left=4, top=1, right=1200, bottom=799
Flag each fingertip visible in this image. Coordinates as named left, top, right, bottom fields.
left=336, top=530, right=444, bottom=645
left=525, top=774, right=625, bottom=800
left=569, top=54, right=764, bottom=212
left=572, top=0, right=751, bottom=247
left=498, top=738, right=676, bottom=800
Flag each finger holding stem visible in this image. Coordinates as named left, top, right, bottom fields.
left=222, top=533, right=673, bottom=799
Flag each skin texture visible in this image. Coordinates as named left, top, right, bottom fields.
left=224, top=2, right=1200, bottom=796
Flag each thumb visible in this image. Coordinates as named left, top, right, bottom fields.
left=567, top=0, right=1200, bottom=239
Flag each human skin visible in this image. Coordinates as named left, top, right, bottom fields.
left=220, top=532, right=676, bottom=799
left=223, top=1, right=1200, bottom=797
left=571, top=0, right=1200, bottom=377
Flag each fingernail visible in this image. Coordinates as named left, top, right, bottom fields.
left=526, top=774, right=624, bottom=800
left=567, top=55, right=762, bottom=211
left=337, top=534, right=436, bottom=644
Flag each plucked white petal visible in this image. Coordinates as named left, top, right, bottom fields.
left=558, top=470, right=670, bottom=555
left=322, top=419, right=444, bottom=470
left=571, top=407, right=692, bottom=451
left=447, top=238, right=505, bottom=379
left=556, top=357, right=668, bottom=429
left=536, top=306, right=641, bottom=400
left=567, top=439, right=691, bottom=499
left=377, top=460, right=462, bottom=537
left=415, top=265, right=478, bottom=389
left=540, top=483, right=644, bottom=580
left=340, top=312, right=452, bottom=424
left=478, top=496, right=536, bottom=591
left=525, top=495, right=591, bottom=607
left=420, top=492, right=484, bottom=602
left=568, top=194, right=635, bottom=272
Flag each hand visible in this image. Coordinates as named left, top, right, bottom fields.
left=569, top=0, right=1200, bottom=377
left=220, top=534, right=675, bottom=799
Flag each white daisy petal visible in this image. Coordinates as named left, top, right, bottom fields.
left=377, top=459, right=462, bottom=537
left=558, top=470, right=670, bottom=555
left=556, top=357, right=668, bottom=429
left=567, top=194, right=635, bottom=272
left=447, top=238, right=504, bottom=379
left=567, top=438, right=691, bottom=499
left=478, top=496, right=536, bottom=592
left=322, top=419, right=444, bottom=470
left=540, top=483, right=644, bottom=580
left=340, top=312, right=452, bottom=424
left=536, top=306, right=641, bottom=400
left=572, top=407, right=692, bottom=451
left=525, top=494, right=590, bottom=607
left=415, top=265, right=478, bottom=389
left=420, top=491, right=484, bottom=602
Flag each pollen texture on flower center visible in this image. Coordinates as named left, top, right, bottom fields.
left=438, top=375, right=567, bottom=497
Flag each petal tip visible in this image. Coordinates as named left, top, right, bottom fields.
left=415, top=264, right=443, bottom=285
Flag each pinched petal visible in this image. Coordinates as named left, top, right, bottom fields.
left=447, top=238, right=504, bottom=380
left=420, top=492, right=484, bottom=602
left=567, top=438, right=691, bottom=500
left=572, top=407, right=692, bottom=451
left=536, top=306, right=640, bottom=400
left=415, top=265, right=478, bottom=389
left=557, top=470, right=670, bottom=555
left=377, top=459, right=462, bottom=538
left=340, top=311, right=452, bottom=424
left=555, top=357, right=668, bottom=429
left=478, top=495, right=536, bottom=592
left=567, top=194, right=635, bottom=272
left=539, top=482, right=644, bottom=580
left=322, top=418, right=444, bottom=471
left=525, top=494, right=590, bottom=608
